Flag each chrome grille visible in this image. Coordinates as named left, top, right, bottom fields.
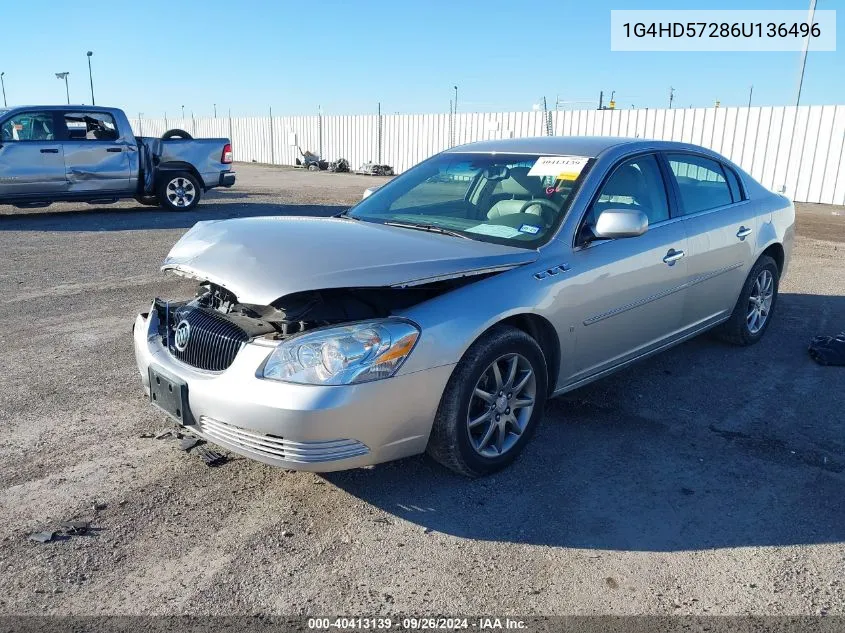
left=198, top=416, right=369, bottom=464
left=168, top=307, right=248, bottom=372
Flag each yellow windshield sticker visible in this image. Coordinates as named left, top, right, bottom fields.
left=527, top=155, right=589, bottom=178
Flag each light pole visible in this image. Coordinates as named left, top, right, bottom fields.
left=669, top=86, right=675, bottom=109
left=453, top=85, right=458, bottom=113
left=55, top=72, right=70, bottom=105
left=1, top=72, right=6, bottom=107
left=213, top=103, right=217, bottom=118
left=86, top=51, right=95, bottom=105
left=181, top=105, right=185, bottom=118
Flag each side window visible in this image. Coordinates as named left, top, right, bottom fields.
left=666, top=154, right=733, bottom=215
left=586, top=154, right=669, bottom=230
left=723, top=165, right=745, bottom=202
left=63, top=112, right=119, bottom=141
left=0, top=112, right=56, bottom=141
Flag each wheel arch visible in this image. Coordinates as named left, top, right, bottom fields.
left=760, top=242, right=785, bottom=275
left=156, top=162, right=206, bottom=189
left=496, top=313, right=561, bottom=396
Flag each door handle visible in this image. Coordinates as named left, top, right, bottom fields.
left=736, top=226, right=753, bottom=240
left=106, top=147, right=123, bottom=153
left=663, top=249, right=686, bottom=265
left=40, top=148, right=59, bottom=153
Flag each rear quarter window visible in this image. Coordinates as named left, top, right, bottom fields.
left=666, top=153, right=734, bottom=215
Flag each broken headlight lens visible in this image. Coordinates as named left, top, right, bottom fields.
left=261, top=319, right=420, bottom=386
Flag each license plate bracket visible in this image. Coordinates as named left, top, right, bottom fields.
left=148, top=366, right=192, bottom=425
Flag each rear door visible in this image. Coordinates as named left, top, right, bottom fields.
left=662, top=153, right=758, bottom=329
left=563, top=153, right=689, bottom=383
left=58, top=110, right=131, bottom=193
left=0, top=110, right=66, bottom=197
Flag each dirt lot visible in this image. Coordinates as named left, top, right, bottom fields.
left=0, top=164, right=843, bottom=616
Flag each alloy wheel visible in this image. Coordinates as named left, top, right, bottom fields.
left=467, top=353, right=536, bottom=458
left=166, top=177, right=196, bottom=207
left=747, top=269, right=774, bottom=334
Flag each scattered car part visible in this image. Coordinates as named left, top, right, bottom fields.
left=808, top=332, right=845, bottom=366
left=195, top=445, right=227, bottom=467
left=60, top=521, right=90, bottom=535
left=328, top=158, right=350, bottom=173
left=29, top=531, right=57, bottom=544
left=179, top=436, right=200, bottom=451
left=356, top=161, right=394, bottom=176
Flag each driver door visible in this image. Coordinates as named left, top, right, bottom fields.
left=562, top=153, right=689, bottom=383
left=0, top=110, right=67, bottom=198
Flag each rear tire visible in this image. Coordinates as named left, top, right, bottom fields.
left=157, top=172, right=201, bottom=212
left=426, top=325, right=548, bottom=477
left=716, top=255, right=779, bottom=346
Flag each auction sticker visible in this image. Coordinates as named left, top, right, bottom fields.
left=528, top=155, right=589, bottom=180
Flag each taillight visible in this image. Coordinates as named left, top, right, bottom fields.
left=221, top=143, right=233, bottom=164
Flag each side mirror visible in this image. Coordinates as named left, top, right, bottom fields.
left=593, top=209, right=649, bottom=239
left=362, top=186, right=380, bottom=200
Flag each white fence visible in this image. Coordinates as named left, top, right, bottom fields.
left=130, top=105, right=845, bottom=205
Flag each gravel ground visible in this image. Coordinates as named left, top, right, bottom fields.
left=0, top=164, right=843, bottom=616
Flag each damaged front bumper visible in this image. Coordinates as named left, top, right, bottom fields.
left=133, top=307, right=454, bottom=472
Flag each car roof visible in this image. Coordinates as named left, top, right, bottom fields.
left=3, top=105, right=117, bottom=113
left=445, top=136, right=703, bottom=159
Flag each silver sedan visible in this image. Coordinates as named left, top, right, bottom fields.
left=133, top=137, right=794, bottom=476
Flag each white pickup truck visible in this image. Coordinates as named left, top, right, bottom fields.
left=0, top=105, right=235, bottom=211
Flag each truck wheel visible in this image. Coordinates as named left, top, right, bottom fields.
left=161, top=129, right=193, bottom=140
left=426, top=325, right=548, bottom=477
left=158, top=172, right=201, bottom=211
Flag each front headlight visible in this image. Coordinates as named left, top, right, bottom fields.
left=261, top=319, right=420, bottom=386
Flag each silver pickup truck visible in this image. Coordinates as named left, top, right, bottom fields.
left=0, top=105, right=235, bottom=211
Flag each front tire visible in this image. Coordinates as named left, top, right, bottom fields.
left=157, top=172, right=201, bottom=212
left=427, top=325, right=548, bottom=477
left=717, top=255, right=779, bottom=346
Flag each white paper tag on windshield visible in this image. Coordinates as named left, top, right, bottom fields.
left=466, top=224, right=522, bottom=239
left=527, top=156, right=589, bottom=180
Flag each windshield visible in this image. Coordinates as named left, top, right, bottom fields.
left=349, top=152, right=592, bottom=248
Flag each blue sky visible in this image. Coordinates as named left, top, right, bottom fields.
left=0, top=0, right=841, bottom=117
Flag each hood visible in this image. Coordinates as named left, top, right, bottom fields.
left=162, top=216, right=539, bottom=305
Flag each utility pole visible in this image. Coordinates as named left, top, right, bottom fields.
left=181, top=105, right=185, bottom=118
left=213, top=104, right=217, bottom=118
left=795, top=0, right=817, bottom=107
left=669, top=86, right=675, bottom=109
left=86, top=52, right=95, bottom=105
left=55, top=72, right=70, bottom=105
left=0, top=72, right=6, bottom=107
left=453, top=85, right=458, bottom=114
left=598, top=90, right=604, bottom=110
left=748, top=85, right=754, bottom=108
left=783, top=0, right=819, bottom=196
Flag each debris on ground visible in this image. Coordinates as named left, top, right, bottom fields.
left=808, top=332, right=845, bottom=366
left=328, top=158, right=350, bottom=173
left=194, top=445, right=227, bottom=467
left=60, top=521, right=90, bottom=535
left=29, top=520, right=94, bottom=544
left=155, top=428, right=176, bottom=440
left=179, top=437, right=200, bottom=452
left=282, top=530, right=294, bottom=538
left=356, top=161, right=394, bottom=176
left=28, top=531, right=57, bottom=544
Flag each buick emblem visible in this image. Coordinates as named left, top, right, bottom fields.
left=174, top=320, right=191, bottom=352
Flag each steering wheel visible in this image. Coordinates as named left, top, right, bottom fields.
left=517, top=198, right=558, bottom=227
